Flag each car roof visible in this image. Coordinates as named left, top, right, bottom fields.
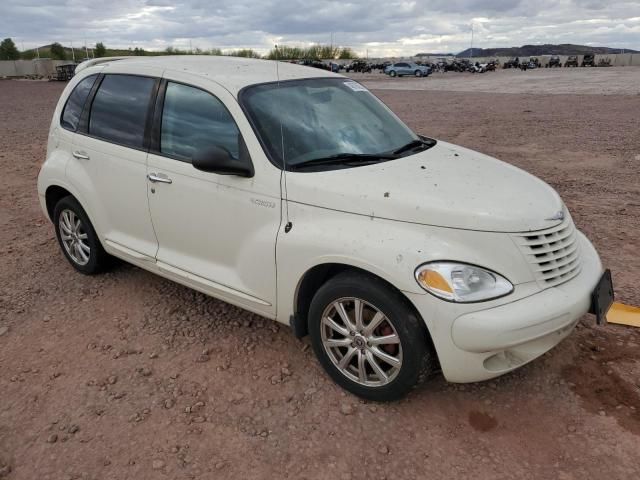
left=76, top=55, right=342, bottom=96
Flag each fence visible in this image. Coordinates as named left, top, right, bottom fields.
left=0, top=59, right=73, bottom=78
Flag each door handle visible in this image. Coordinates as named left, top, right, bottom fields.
left=147, top=173, right=172, bottom=184
left=72, top=151, right=90, bottom=160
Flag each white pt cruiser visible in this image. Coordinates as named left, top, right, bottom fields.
left=38, top=56, right=613, bottom=401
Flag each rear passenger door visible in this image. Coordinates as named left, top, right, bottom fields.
left=67, top=69, right=162, bottom=262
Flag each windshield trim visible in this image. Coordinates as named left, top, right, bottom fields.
left=237, top=76, right=421, bottom=172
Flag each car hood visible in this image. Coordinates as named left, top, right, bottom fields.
left=285, top=141, right=564, bottom=233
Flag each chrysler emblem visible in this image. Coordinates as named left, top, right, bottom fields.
left=546, top=210, right=565, bottom=221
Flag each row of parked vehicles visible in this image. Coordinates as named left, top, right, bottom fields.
left=296, top=54, right=613, bottom=78
left=505, top=54, right=611, bottom=69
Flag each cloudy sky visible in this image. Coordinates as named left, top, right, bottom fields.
left=3, top=0, right=639, bottom=56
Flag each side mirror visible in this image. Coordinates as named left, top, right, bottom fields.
left=192, top=145, right=254, bottom=177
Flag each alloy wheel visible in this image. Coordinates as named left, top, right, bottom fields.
left=320, top=297, right=403, bottom=387
left=58, top=209, right=90, bottom=266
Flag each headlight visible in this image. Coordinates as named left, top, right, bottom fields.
left=415, top=262, right=513, bottom=303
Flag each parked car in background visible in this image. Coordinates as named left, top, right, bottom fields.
left=565, top=55, right=579, bottom=67
left=526, top=57, right=540, bottom=69
left=485, top=60, right=499, bottom=71
left=345, top=60, right=372, bottom=73
left=53, top=63, right=77, bottom=81
left=547, top=55, right=562, bottom=68
left=503, top=57, right=520, bottom=69
left=38, top=56, right=612, bottom=401
left=582, top=54, right=596, bottom=67
left=384, top=62, right=431, bottom=77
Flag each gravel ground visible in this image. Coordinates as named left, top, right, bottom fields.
left=0, top=78, right=639, bottom=480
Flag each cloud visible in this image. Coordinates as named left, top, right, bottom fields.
left=1, top=0, right=638, bottom=56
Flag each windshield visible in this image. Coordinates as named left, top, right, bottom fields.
left=240, top=78, right=420, bottom=170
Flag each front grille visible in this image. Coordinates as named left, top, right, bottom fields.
left=512, top=216, right=582, bottom=288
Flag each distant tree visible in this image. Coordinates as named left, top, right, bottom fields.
left=209, top=48, right=223, bottom=56
left=21, top=49, right=37, bottom=60
left=133, top=47, right=146, bottom=56
left=0, top=38, right=20, bottom=60
left=226, top=49, right=261, bottom=58
left=95, top=42, right=106, bottom=57
left=266, top=45, right=304, bottom=60
left=165, top=46, right=188, bottom=55
left=266, top=44, right=353, bottom=61
left=338, top=47, right=357, bottom=59
left=50, top=42, right=66, bottom=60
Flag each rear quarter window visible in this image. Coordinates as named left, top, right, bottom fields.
left=60, top=74, right=98, bottom=131
left=88, top=74, right=156, bottom=149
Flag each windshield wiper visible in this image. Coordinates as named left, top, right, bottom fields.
left=290, top=152, right=397, bottom=170
left=392, top=137, right=436, bottom=155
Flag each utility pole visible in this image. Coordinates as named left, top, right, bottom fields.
left=36, top=46, right=40, bottom=59
left=469, top=23, right=474, bottom=60
left=71, top=41, right=75, bottom=62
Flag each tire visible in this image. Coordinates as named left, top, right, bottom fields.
left=415, top=70, right=422, bottom=77
left=53, top=196, right=110, bottom=274
left=389, top=70, right=397, bottom=77
left=308, top=271, right=435, bottom=401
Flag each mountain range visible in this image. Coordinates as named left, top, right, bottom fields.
left=454, top=44, right=637, bottom=57
left=417, top=44, right=638, bottom=58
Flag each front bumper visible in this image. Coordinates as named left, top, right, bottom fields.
left=406, top=232, right=603, bottom=383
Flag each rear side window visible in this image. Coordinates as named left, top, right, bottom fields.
left=61, top=75, right=97, bottom=131
left=89, top=75, right=155, bottom=149
left=160, top=82, right=240, bottom=160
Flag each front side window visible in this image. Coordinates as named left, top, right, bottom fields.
left=61, top=74, right=97, bottom=131
left=240, top=78, right=419, bottom=170
left=160, top=82, right=241, bottom=161
left=89, top=74, right=155, bottom=149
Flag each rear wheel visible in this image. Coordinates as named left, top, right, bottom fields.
left=389, top=70, right=397, bottom=77
left=53, top=196, right=110, bottom=274
left=308, top=271, right=435, bottom=401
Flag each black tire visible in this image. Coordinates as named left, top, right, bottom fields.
left=308, top=271, right=436, bottom=401
left=415, top=70, right=422, bottom=77
left=53, top=195, right=110, bottom=274
left=389, top=70, right=397, bottom=77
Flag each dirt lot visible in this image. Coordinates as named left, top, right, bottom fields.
left=1, top=76, right=639, bottom=480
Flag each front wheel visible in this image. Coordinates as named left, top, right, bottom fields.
left=415, top=70, right=423, bottom=77
left=308, top=272, right=435, bottom=401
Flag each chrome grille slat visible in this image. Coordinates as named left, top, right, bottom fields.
left=530, top=242, right=578, bottom=263
left=518, top=226, right=575, bottom=247
left=512, top=215, right=582, bottom=288
left=533, top=248, right=580, bottom=272
left=525, top=233, right=577, bottom=256
left=538, top=258, right=580, bottom=279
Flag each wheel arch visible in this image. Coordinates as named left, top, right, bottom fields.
left=45, top=185, right=74, bottom=221
left=290, top=262, right=434, bottom=353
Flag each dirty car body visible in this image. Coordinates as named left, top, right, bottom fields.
left=37, top=56, right=611, bottom=400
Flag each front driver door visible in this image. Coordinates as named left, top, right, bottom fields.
left=146, top=74, right=281, bottom=318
